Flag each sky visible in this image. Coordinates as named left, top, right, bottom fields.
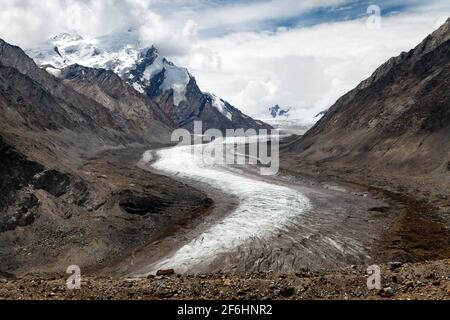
left=0, top=0, right=449, bottom=121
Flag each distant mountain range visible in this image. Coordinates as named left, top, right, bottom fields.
left=264, top=104, right=328, bottom=135
left=268, top=104, right=291, bottom=118
left=27, top=30, right=271, bottom=133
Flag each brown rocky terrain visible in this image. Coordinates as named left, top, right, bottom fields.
left=0, top=259, right=448, bottom=300
left=60, top=64, right=173, bottom=128
left=0, top=142, right=213, bottom=277
left=0, top=39, right=212, bottom=278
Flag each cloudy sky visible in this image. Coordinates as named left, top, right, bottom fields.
left=0, top=0, right=449, bottom=120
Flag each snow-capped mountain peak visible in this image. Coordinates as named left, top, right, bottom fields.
left=269, top=104, right=290, bottom=118
left=128, top=46, right=191, bottom=106
left=27, top=31, right=272, bottom=132
left=27, top=31, right=193, bottom=106
left=51, top=32, right=84, bottom=42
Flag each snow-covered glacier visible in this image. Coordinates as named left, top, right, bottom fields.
left=140, top=137, right=311, bottom=274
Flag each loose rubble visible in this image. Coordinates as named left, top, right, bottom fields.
left=1, top=260, right=448, bottom=300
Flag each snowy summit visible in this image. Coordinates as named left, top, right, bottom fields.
left=27, top=30, right=195, bottom=107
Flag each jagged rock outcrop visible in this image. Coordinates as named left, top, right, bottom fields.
left=59, top=64, right=173, bottom=129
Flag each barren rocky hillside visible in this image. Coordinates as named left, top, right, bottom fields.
left=0, top=39, right=211, bottom=277
left=280, top=19, right=450, bottom=266
left=284, top=18, right=450, bottom=186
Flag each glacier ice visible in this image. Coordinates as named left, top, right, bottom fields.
left=142, top=137, right=311, bottom=274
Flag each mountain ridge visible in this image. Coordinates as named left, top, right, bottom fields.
left=27, top=31, right=271, bottom=132
left=284, top=18, right=450, bottom=181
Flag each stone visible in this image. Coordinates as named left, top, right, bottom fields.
left=425, top=272, right=435, bottom=280
left=223, top=279, right=232, bottom=286
left=156, top=269, right=175, bottom=276
left=280, top=287, right=295, bottom=297
left=380, top=287, right=395, bottom=297
left=268, top=283, right=278, bottom=290
left=432, top=280, right=441, bottom=286
left=158, top=290, right=174, bottom=298
left=405, top=281, right=415, bottom=289
left=390, top=262, right=403, bottom=270
left=237, top=290, right=248, bottom=296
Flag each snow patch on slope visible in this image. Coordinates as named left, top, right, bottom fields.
left=142, top=57, right=190, bottom=106
left=132, top=82, right=145, bottom=93
left=45, top=66, right=62, bottom=78
left=208, top=94, right=233, bottom=120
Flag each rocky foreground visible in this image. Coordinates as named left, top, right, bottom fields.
left=1, top=260, right=448, bottom=300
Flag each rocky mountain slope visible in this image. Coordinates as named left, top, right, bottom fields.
left=0, top=38, right=212, bottom=276
left=285, top=18, right=450, bottom=184
left=0, top=39, right=173, bottom=146
left=28, top=31, right=271, bottom=132
left=279, top=19, right=450, bottom=267
left=59, top=64, right=173, bottom=128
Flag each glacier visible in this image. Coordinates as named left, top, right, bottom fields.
left=139, top=136, right=311, bottom=274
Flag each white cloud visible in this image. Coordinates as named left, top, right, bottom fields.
left=176, top=10, right=450, bottom=120
left=0, top=0, right=449, bottom=121
left=0, top=0, right=125, bottom=47
left=170, top=0, right=349, bottom=30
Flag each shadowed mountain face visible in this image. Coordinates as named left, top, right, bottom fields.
left=286, top=18, right=450, bottom=179
left=0, top=39, right=173, bottom=147
left=59, top=64, right=174, bottom=130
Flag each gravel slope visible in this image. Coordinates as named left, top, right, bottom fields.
left=1, top=260, right=448, bottom=300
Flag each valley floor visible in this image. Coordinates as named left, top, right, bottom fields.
left=111, top=140, right=396, bottom=276
left=1, top=137, right=449, bottom=300
left=116, top=138, right=449, bottom=276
